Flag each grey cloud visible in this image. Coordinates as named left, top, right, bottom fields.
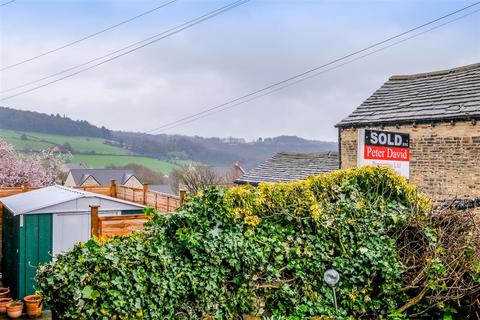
left=1, top=1, right=479, bottom=141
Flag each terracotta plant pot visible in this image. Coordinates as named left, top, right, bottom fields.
left=0, top=297, right=12, bottom=314
left=24, top=294, right=43, bottom=318
left=6, top=301, right=23, bottom=319
left=0, top=287, right=10, bottom=298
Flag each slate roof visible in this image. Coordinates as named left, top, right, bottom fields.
left=336, top=63, right=480, bottom=127
left=193, top=163, right=245, bottom=178
left=210, top=166, right=239, bottom=178
left=149, top=184, right=176, bottom=196
left=69, top=169, right=138, bottom=185
left=235, top=152, right=339, bottom=185
left=184, top=163, right=245, bottom=183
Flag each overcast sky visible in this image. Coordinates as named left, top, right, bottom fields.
left=0, top=0, right=479, bottom=141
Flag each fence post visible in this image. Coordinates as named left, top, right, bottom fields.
left=179, top=189, right=186, bottom=206
left=143, top=183, right=148, bottom=205
left=166, top=196, right=170, bottom=212
left=90, top=205, right=100, bottom=237
left=110, top=180, right=117, bottom=198
left=22, top=182, right=29, bottom=193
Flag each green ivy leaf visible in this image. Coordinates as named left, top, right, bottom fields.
left=82, top=286, right=100, bottom=300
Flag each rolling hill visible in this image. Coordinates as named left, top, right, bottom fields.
left=0, top=129, right=181, bottom=174
left=0, top=106, right=338, bottom=171
left=0, top=129, right=128, bottom=154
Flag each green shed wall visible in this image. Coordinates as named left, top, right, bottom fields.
left=20, top=214, right=52, bottom=299
left=2, top=208, right=20, bottom=298
left=2, top=210, right=52, bottom=299
left=121, top=209, right=144, bottom=215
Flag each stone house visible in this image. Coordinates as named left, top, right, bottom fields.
left=235, top=152, right=339, bottom=185
left=149, top=184, right=176, bottom=196
left=209, top=162, right=246, bottom=185
left=336, top=63, right=480, bottom=201
left=64, top=169, right=143, bottom=188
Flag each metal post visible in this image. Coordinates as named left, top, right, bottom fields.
left=333, top=287, right=338, bottom=313
left=324, top=269, right=340, bottom=314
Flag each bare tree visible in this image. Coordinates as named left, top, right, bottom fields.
left=169, top=165, right=222, bottom=195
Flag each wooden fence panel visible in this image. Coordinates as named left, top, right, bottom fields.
left=114, top=186, right=181, bottom=213
left=0, top=188, right=23, bottom=198
left=74, top=185, right=111, bottom=196
left=134, top=189, right=144, bottom=204
left=98, top=214, right=151, bottom=238
left=144, top=191, right=181, bottom=212
left=0, top=186, right=39, bottom=198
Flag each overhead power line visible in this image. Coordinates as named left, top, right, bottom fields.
left=0, top=0, right=243, bottom=95
left=144, top=1, right=480, bottom=134
left=0, top=0, right=250, bottom=101
left=0, top=0, right=178, bottom=71
left=153, top=8, right=480, bottom=133
left=0, top=0, right=17, bottom=7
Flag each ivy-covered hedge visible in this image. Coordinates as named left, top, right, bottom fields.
left=37, top=166, right=435, bottom=319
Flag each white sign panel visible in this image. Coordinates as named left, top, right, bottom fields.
left=357, top=129, right=410, bottom=179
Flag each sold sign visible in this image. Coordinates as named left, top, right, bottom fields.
left=357, top=129, right=410, bottom=178
left=366, top=130, right=409, bottom=148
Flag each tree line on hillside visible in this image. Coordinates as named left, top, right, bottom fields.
left=114, top=132, right=337, bottom=168
left=1, top=106, right=337, bottom=168
left=113, top=132, right=242, bottom=166
left=0, top=107, right=111, bottom=138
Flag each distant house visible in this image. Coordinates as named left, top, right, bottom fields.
left=149, top=184, right=176, bottom=196
left=172, top=162, right=246, bottom=193
left=209, top=162, right=246, bottom=184
left=64, top=169, right=143, bottom=188
left=61, top=162, right=86, bottom=173
left=235, top=152, right=339, bottom=185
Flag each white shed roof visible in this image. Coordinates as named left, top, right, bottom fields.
left=1, top=185, right=145, bottom=216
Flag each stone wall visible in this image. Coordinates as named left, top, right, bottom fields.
left=81, top=176, right=101, bottom=187
left=123, top=176, right=143, bottom=189
left=64, top=173, right=76, bottom=187
left=339, top=121, right=480, bottom=201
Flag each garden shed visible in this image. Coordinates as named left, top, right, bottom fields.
left=1, top=185, right=145, bottom=299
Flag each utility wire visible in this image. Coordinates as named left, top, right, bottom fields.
left=0, top=0, right=178, bottom=71
left=153, top=8, right=480, bottom=133
left=0, top=0, right=17, bottom=7
left=0, top=0, right=250, bottom=101
left=144, top=1, right=480, bottom=134
left=0, top=0, right=239, bottom=95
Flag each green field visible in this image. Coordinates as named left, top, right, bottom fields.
left=0, top=129, right=130, bottom=155
left=0, top=129, right=183, bottom=174
left=72, top=155, right=180, bottom=173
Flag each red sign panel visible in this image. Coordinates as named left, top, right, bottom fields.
left=364, top=145, right=410, bottom=161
